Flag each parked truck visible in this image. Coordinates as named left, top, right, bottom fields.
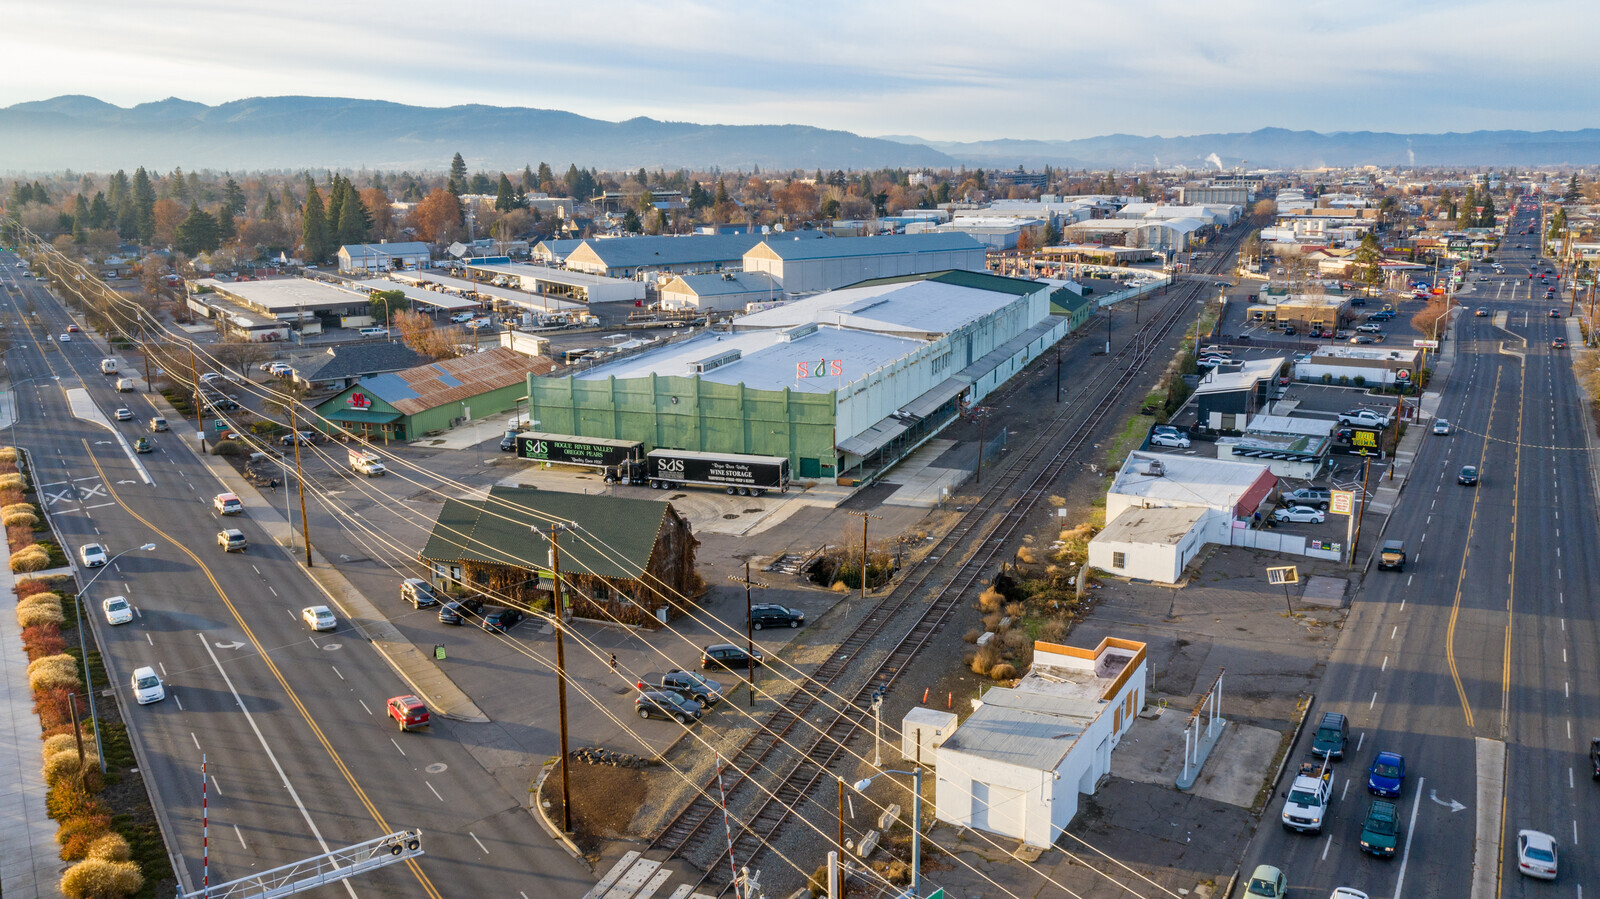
left=515, top=432, right=645, bottom=476
left=1281, top=759, right=1334, bottom=833
left=349, top=449, right=386, bottom=476
left=627, top=448, right=790, bottom=496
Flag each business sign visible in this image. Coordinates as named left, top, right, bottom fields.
left=1395, top=369, right=1411, bottom=381
left=1266, top=565, right=1299, bottom=585
left=347, top=392, right=372, bottom=410
left=1349, top=429, right=1379, bottom=450
left=796, top=358, right=844, bottom=379
left=1330, top=490, right=1355, bottom=515
left=1412, top=339, right=1440, bottom=349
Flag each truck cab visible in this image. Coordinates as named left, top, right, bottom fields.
left=1378, top=540, right=1407, bottom=571
left=1281, top=759, right=1334, bottom=833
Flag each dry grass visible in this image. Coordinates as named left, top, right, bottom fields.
left=11, top=545, right=50, bottom=573
left=42, top=733, right=80, bottom=760
left=1004, top=602, right=1023, bottom=618
left=28, top=655, right=82, bottom=693
left=18, top=602, right=65, bottom=628
left=977, top=587, right=1004, bottom=613
left=3, top=510, right=38, bottom=528
left=971, top=644, right=1001, bottom=675
left=85, top=833, right=131, bottom=863
left=981, top=612, right=1002, bottom=632
left=1015, top=546, right=1038, bottom=564
left=1041, top=618, right=1069, bottom=643
left=962, top=629, right=980, bottom=643
left=989, top=663, right=1018, bottom=681
left=59, top=857, right=143, bottom=899
left=0, top=472, right=24, bottom=491
left=0, top=447, right=18, bottom=463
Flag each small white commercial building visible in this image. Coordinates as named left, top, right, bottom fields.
left=1292, top=346, right=1421, bottom=388
left=337, top=242, right=432, bottom=273
left=1088, top=505, right=1223, bottom=583
left=934, top=639, right=1147, bottom=847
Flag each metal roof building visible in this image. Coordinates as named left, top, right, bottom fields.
left=742, top=232, right=987, bottom=294
left=561, top=232, right=826, bottom=279
left=313, top=347, right=557, bottom=442
left=657, top=272, right=780, bottom=314
left=337, top=241, right=432, bottom=273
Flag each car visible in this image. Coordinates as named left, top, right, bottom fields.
left=1273, top=505, right=1326, bottom=524
left=1331, top=889, right=1370, bottom=899
left=1550, top=308, right=1561, bottom=317
left=213, top=492, right=243, bottom=515
left=58, top=333, right=71, bottom=342
left=131, top=666, right=166, bottom=704
left=1589, top=737, right=1600, bottom=779
left=1367, top=751, right=1406, bottom=797
left=1359, top=799, right=1402, bottom=857
left=387, top=694, right=429, bottom=731
left=1475, top=308, right=1488, bottom=317
left=79, top=543, right=108, bottom=567
left=1553, top=338, right=1568, bottom=349
left=437, top=597, right=484, bottom=625
left=480, top=606, right=524, bottom=632
left=1152, top=424, right=1183, bottom=436
left=280, top=431, right=314, bottom=446
left=113, top=407, right=134, bottom=421
left=1282, top=487, right=1331, bottom=510
left=301, top=605, right=337, bottom=631
left=1349, top=335, right=1376, bottom=344
left=67, top=324, right=79, bottom=333
left=400, top=578, right=441, bottom=608
left=702, top=643, right=764, bottom=670
left=1244, top=865, right=1287, bottom=898
left=1150, top=432, right=1191, bottom=449
left=217, top=528, right=248, bottom=552
left=1458, top=465, right=1478, bottom=486
left=499, top=429, right=518, bottom=452
left=267, top=362, right=292, bottom=375
left=649, top=669, right=725, bottom=705
left=135, top=436, right=154, bottom=454
left=1477, top=276, right=1489, bottom=281
left=449, top=312, right=477, bottom=324
left=1432, top=419, right=1451, bottom=435
left=149, top=416, right=168, bottom=432
left=258, top=361, right=279, bottom=372
left=1516, top=829, right=1558, bottom=879
left=750, top=603, right=805, bottom=629
left=1339, top=409, right=1390, bottom=428
left=1312, top=711, right=1349, bottom=759
left=102, top=595, right=133, bottom=625
left=634, top=690, right=703, bottom=724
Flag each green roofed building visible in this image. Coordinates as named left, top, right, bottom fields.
left=419, top=486, right=698, bottom=628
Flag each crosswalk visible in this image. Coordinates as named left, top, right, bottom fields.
left=583, top=852, right=715, bottom=899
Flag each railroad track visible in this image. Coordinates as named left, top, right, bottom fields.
left=651, top=231, right=1246, bottom=890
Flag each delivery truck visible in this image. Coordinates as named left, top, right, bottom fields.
left=514, top=432, right=645, bottom=478
left=634, top=448, right=790, bottom=496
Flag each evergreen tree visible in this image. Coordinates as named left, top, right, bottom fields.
left=521, top=165, right=536, bottom=192
left=335, top=186, right=370, bottom=245
left=495, top=174, right=516, bottom=212
left=223, top=178, right=246, bottom=215
left=89, top=192, right=110, bottom=230
left=325, top=174, right=347, bottom=237
left=447, top=153, right=468, bottom=196
left=621, top=209, right=642, bottom=233
left=131, top=167, right=156, bottom=243
left=536, top=162, right=554, bottom=187
left=469, top=172, right=493, bottom=195
left=176, top=202, right=221, bottom=256
left=301, top=178, right=331, bottom=263
left=1565, top=173, right=1582, bottom=202
left=217, top=205, right=236, bottom=243
left=169, top=167, right=189, bottom=202
left=262, top=191, right=280, bottom=223
left=72, top=194, right=90, bottom=242
left=714, top=179, right=730, bottom=205
left=1477, top=195, right=1497, bottom=228
left=107, top=170, right=130, bottom=209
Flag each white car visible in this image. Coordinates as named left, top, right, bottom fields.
left=79, top=543, right=108, bottom=568
left=301, top=605, right=337, bottom=631
left=1330, top=890, right=1369, bottom=899
left=1517, top=829, right=1558, bottom=879
left=1432, top=419, right=1450, bottom=435
left=1150, top=432, right=1191, bottom=448
left=131, top=666, right=165, bottom=704
left=1273, top=505, right=1327, bottom=524
left=113, top=407, right=135, bottom=421
left=102, top=595, right=133, bottom=625
left=58, top=333, right=71, bottom=342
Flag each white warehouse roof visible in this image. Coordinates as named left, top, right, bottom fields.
left=734, top=276, right=1042, bottom=339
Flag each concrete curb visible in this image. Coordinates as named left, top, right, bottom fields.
left=529, top=757, right=590, bottom=867
left=1261, top=692, right=1316, bottom=815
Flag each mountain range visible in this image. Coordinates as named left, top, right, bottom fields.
left=2, top=95, right=1598, bottom=174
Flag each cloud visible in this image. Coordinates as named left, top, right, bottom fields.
left=1, top=0, right=1597, bottom=141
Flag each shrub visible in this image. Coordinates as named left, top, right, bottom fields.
left=59, top=857, right=143, bottom=899
left=981, top=612, right=1001, bottom=632
left=86, top=832, right=132, bottom=863
left=2, top=501, right=32, bottom=517
left=45, top=778, right=103, bottom=820
left=21, top=589, right=63, bottom=607
left=16, top=577, right=57, bottom=600
left=22, top=624, right=67, bottom=660
left=1002, top=629, right=1032, bottom=652
left=1353, top=375, right=1367, bottom=388
left=0, top=446, right=18, bottom=463
left=0, top=472, right=25, bottom=491
left=43, top=733, right=80, bottom=760
left=3, top=509, right=38, bottom=528
left=1015, top=546, right=1038, bottom=565
left=1041, top=618, right=1069, bottom=643
left=19, top=597, right=64, bottom=619
left=977, top=587, right=1004, bottom=614
left=971, top=643, right=1000, bottom=675
left=35, top=686, right=83, bottom=732
left=29, top=653, right=80, bottom=685
left=212, top=440, right=244, bottom=457
left=962, top=629, right=980, bottom=644
left=56, top=813, right=113, bottom=861
left=8, top=523, right=36, bottom=550
left=989, top=662, right=1018, bottom=681
left=44, top=748, right=92, bottom=787
left=1004, top=602, right=1023, bottom=618
left=0, top=487, right=23, bottom=507
left=12, top=545, right=51, bottom=573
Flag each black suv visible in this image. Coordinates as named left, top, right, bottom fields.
left=634, top=690, right=702, bottom=724
left=438, top=597, right=485, bottom=625
left=1458, top=465, right=1478, bottom=486
left=400, top=578, right=440, bottom=608
left=749, top=603, right=804, bottom=630
left=701, top=643, right=764, bottom=670
left=481, top=607, right=524, bottom=632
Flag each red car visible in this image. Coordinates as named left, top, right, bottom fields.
left=67, top=324, right=80, bottom=333
left=387, top=695, right=430, bottom=731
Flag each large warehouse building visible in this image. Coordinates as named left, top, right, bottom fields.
left=523, top=270, right=1083, bottom=484
left=742, top=233, right=987, bottom=295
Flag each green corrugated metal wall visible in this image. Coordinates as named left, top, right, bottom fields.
left=526, top=374, right=838, bottom=475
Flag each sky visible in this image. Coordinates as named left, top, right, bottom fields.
left=3, top=0, right=1597, bottom=143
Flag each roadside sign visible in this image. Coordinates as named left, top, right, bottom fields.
left=1395, top=369, right=1411, bottom=381
left=1266, top=565, right=1300, bottom=585
left=1349, top=430, right=1379, bottom=451
left=1330, top=490, right=1355, bottom=515
left=1412, top=339, right=1440, bottom=349
left=214, top=419, right=228, bottom=432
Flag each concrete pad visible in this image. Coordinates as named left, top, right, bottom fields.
left=1109, top=701, right=1282, bottom=808
left=1300, top=576, right=1347, bottom=608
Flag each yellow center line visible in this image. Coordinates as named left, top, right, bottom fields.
left=1446, top=367, right=1504, bottom=729
left=1502, top=348, right=1525, bottom=736
left=84, top=444, right=442, bottom=898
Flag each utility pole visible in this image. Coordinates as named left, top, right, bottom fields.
left=1055, top=346, right=1061, bottom=403
left=288, top=405, right=312, bottom=566
left=548, top=524, right=573, bottom=834
left=845, top=510, right=881, bottom=600
left=1351, top=455, right=1373, bottom=559
left=727, top=565, right=767, bottom=708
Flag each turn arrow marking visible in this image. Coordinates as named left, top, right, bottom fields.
left=1428, top=789, right=1466, bottom=812
left=213, top=641, right=246, bottom=650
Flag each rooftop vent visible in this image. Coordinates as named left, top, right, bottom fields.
left=689, top=349, right=742, bottom=374
left=779, top=323, right=818, bottom=343
left=1141, top=460, right=1165, bottom=477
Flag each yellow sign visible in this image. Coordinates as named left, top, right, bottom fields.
left=1330, top=490, right=1355, bottom=515
left=1350, top=430, right=1379, bottom=449
left=1266, top=565, right=1300, bottom=585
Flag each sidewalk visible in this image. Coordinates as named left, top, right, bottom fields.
left=0, top=558, right=63, bottom=898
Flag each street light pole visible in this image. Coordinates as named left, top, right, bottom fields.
left=74, top=542, right=157, bottom=773
left=727, top=565, right=767, bottom=708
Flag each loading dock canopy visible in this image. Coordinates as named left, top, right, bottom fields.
left=837, top=416, right=912, bottom=457
left=902, top=376, right=969, bottom=419
left=354, top=279, right=480, bottom=311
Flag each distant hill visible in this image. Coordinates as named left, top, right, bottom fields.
left=0, top=95, right=956, bottom=173
left=1, top=96, right=1598, bottom=173
left=879, top=127, right=1600, bottom=170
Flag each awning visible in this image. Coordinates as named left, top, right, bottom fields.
left=323, top=408, right=401, bottom=424
left=902, top=376, right=969, bottom=420
left=837, top=416, right=912, bottom=457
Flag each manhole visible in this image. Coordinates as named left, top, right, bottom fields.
left=425, top=763, right=447, bottom=774
left=321, top=643, right=342, bottom=651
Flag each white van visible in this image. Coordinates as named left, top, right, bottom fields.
left=116, top=377, right=135, bottom=392
left=358, top=327, right=388, bottom=338
left=100, top=358, right=118, bottom=375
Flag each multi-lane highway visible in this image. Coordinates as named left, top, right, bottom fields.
left=0, top=252, right=592, bottom=897
left=1241, top=203, right=1599, bottom=898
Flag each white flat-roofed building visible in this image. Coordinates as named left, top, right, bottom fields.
left=462, top=262, right=644, bottom=304
left=1088, top=505, right=1221, bottom=582
left=354, top=278, right=481, bottom=313
left=742, top=233, right=987, bottom=295
left=394, top=271, right=590, bottom=313
left=189, top=277, right=368, bottom=339
left=1106, top=451, right=1277, bottom=524
left=1292, top=345, right=1421, bottom=387
left=934, top=638, right=1147, bottom=847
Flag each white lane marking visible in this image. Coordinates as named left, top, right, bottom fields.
left=198, top=635, right=341, bottom=860
left=332, top=666, right=344, bottom=681
left=211, top=775, right=222, bottom=796
left=1322, top=833, right=1333, bottom=860
left=358, top=699, right=373, bottom=716
left=1400, top=599, right=1406, bottom=611
left=192, top=732, right=201, bottom=751
left=146, top=633, right=153, bottom=645
left=1569, top=768, right=1574, bottom=789
left=234, top=824, right=247, bottom=849
left=174, top=695, right=183, bottom=710
left=469, top=832, right=489, bottom=854
left=1566, top=682, right=1570, bottom=698
left=1370, top=692, right=1378, bottom=710
left=251, top=564, right=260, bottom=575
left=427, top=781, right=443, bottom=802
left=1564, top=648, right=1568, bottom=664
left=1568, top=720, right=1572, bottom=739
left=1574, top=820, right=1579, bottom=845
left=1341, top=777, right=1351, bottom=801
left=1382, top=656, right=1389, bottom=672
left=158, top=662, right=167, bottom=677
left=391, top=738, right=406, bottom=757
left=1357, top=732, right=1365, bottom=752
left=268, top=585, right=278, bottom=597
left=1406, top=575, right=1413, bottom=587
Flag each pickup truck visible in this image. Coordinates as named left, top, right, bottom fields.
left=1281, top=760, right=1334, bottom=833
left=638, top=669, right=725, bottom=706
left=1378, top=540, right=1407, bottom=571
left=1338, top=409, right=1390, bottom=428
left=1359, top=798, right=1401, bottom=857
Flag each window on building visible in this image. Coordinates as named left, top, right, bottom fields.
left=1111, top=551, right=1126, bottom=569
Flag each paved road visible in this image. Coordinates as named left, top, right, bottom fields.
left=1, top=253, right=593, bottom=897
left=1239, top=208, right=1599, bottom=898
